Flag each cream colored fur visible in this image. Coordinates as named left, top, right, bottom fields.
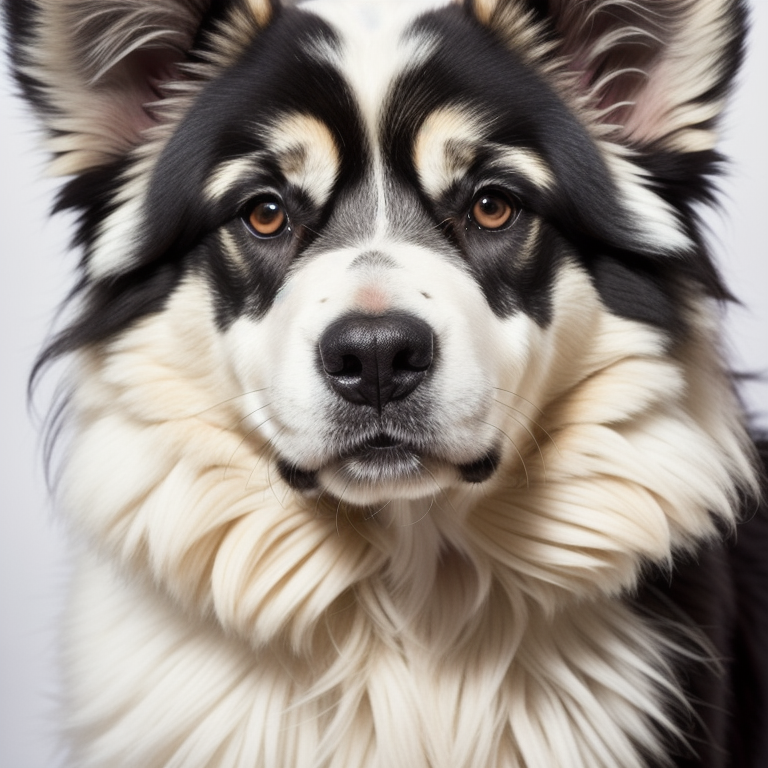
left=15, top=0, right=757, bottom=765
left=58, top=267, right=756, bottom=767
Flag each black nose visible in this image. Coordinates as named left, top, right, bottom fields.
left=319, top=313, right=434, bottom=411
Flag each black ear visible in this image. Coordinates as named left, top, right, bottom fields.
left=4, top=0, right=277, bottom=176
left=469, top=0, right=747, bottom=153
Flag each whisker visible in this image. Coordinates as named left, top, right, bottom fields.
left=491, top=386, right=545, bottom=418
left=266, top=440, right=285, bottom=510
left=365, top=497, right=392, bottom=521
left=314, top=465, right=347, bottom=518
left=401, top=494, right=435, bottom=527
left=233, top=401, right=273, bottom=429
left=245, top=424, right=287, bottom=491
left=492, top=387, right=561, bottom=456
left=395, top=458, right=448, bottom=526
left=223, top=410, right=274, bottom=480
left=188, top=387, right=271, bottom=418
left=479, top=419, right=530, bottom=489
left=418, top=459, right=463, bottom=518
left=492, top=398, right=548, bottom=483
left=335, top=478, right=354, bottom=537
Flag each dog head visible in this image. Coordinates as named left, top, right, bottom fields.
left=9, top=0, right=757, bottom=638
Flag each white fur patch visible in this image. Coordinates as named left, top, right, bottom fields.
left=304, top=0, right=442, bottom=133
left=603, top=146, right=693, bottom=253
left=304, top=0, right=444, bottom=236
left=58, top=256, right=757, bottom=765
left=89, top=166, right=152, bottom=279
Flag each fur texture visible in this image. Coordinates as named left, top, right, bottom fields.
left=5, top=0, right=767, bottom=766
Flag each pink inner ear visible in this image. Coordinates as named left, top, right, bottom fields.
left=621, top=60, right=678, bottom=145
left=546, top=0, right=681, bottom=145
left=106, top=48, right=184, bottom=138
left=569, top=49, right=675, bottom=145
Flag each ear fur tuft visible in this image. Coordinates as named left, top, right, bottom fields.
left=5, top=0, right=275, bottom=175
left=470, top=0, right=748, bottom=152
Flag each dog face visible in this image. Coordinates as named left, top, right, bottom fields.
left=17, top=0, right=711, bottom=507
left=204, top=2, right=695, bottom=508
left=9, top=0, right=757, bottom=668
left=8, top=1, right=763, bottom=764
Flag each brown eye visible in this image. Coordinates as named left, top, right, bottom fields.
left=246, top=198, right=287, bottom=237
left=470, top=191, right=518, bottom=230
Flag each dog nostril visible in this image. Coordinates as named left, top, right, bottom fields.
left=319, top=312, right=434, bottom=410
left=324, top=353, right=364, bottom=377
left=339, top=354, right=363, bottom=376
left=392, top=347, right=431, bottom=373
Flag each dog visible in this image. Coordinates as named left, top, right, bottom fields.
left=6, top=0, right=767, bottom=765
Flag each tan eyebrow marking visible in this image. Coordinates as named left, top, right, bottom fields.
left=414, top=105, right=486, bottom=198
left=414, top=105, right=555, bottom=198
left=266, top=113, right=340, bottom=207
left=205, top=114, right=340, bottom=208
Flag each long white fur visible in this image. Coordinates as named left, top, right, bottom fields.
left=59, top=258, right=756, bottom=766
left=22, top=0, right=758, bottom=766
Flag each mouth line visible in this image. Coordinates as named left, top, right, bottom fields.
left=275, top=436, right=501, bottom=493
left=339, top=431, right=418, bottom=458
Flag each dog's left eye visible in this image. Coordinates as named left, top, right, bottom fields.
left=243, top=197, right=288, bottom=238
left=468, top=190, right=519, bottom=231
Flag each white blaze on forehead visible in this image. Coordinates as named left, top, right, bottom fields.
left=303, top=0, right=447, bottom=235
left=303, top=0, right=446, bottom=132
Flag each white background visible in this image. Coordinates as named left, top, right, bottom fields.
left=1, top=6, right=766, bottom=766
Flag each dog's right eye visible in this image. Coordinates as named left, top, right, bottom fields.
left=243, top=197, right=288, bottom=238
left=468, top=190, right=520, bottom=231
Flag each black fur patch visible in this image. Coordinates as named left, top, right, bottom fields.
left=457, top=447, right=501, bottom=483
left=14, top=0, right=741, bottom=367
left=637, top=439, right=768, bottom=767
left=585, top=252, right=680, bottom=332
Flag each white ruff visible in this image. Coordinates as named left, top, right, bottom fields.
left=58, top=276, right=756, bottom=767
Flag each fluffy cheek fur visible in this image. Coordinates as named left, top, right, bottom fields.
left=59, top=264, right=753, bottom=767
left=63, top=262, right=749, bottom=644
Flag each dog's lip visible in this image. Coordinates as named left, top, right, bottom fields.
left=341, top=432, right=411, bottom=455
left=276, top=435, right=502, bottom=491
left=339, top=433, right=422, bottom=476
